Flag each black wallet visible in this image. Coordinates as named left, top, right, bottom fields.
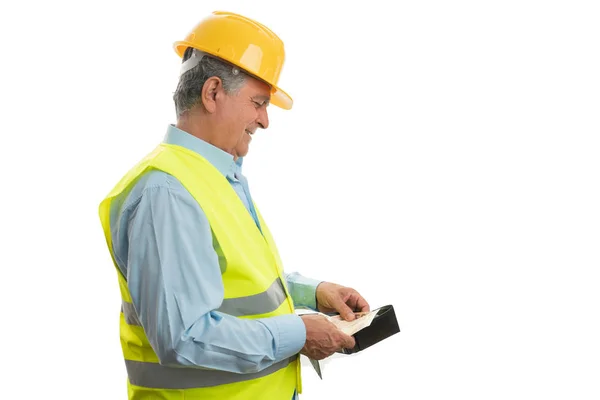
left=337, top=304, right=400, bottom=354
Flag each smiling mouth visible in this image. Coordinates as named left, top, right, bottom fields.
left=245, top=130, right=253, bottom=136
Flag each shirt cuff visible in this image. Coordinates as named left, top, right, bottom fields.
left=285, top=272, right=323, bottom=311
left=259, top=314, right=306, bottom=361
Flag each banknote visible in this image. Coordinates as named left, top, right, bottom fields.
left=325, top=310, right=378, bottom=336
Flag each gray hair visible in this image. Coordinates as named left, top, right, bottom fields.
left=173, top=47, right=247, bottom=117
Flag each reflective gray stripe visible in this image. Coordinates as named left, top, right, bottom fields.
left=125, top=356, right=295, bottom=389
left=217, top=278, right=287, bottom=317
left=122, top=278, right=287, bottom=326
left=122, top=301, right=142, bottom=326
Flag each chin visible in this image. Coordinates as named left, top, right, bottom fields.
left=236, top=147, right=249, bottom=158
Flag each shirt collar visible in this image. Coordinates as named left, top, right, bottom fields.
left=163, top=125, right=243, bottom=178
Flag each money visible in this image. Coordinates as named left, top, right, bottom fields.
left=325, top=310, right=378, bottom=336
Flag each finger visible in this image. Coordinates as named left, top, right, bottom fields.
left=346, top=291, right=370, bottom=313
left=345, top=292, right=360, bottom=311
left=356, top=294, right=370, bottom=312
left=332, top=297, right=355, bottom=321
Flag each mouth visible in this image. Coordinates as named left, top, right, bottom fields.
left=245, top=129, right=254, bottom=138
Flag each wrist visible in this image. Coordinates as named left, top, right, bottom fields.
left=315, top=282, right=322, bottom=309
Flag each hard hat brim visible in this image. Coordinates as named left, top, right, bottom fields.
left=270, top=86, right=293, bottom=110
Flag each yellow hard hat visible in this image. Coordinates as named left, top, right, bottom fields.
left=173, top=11, right=293, bottom=110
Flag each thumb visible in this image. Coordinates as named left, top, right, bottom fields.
left=332, top=297, right=355, bottom=321
left=342, top=333, right=356, bottom=349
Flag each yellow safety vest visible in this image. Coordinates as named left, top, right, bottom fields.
left=98, top=142, right=302, bottom=399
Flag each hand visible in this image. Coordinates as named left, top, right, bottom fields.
left=316, top=282, right=370, bottom=321
left=300, top=314, right=356, bottom=360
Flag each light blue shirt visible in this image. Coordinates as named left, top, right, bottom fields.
left=110, top=125, right=321, bottom=398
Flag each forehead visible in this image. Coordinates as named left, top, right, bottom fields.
left=241, top=75, right=271, bottom=98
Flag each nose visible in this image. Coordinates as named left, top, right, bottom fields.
left=257, top=107, right=269, bottom=130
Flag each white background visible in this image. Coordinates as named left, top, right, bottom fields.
left=1, top=0, right=599, bottom=399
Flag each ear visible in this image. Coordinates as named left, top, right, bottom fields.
left=201, top=77, right=223, bottom=113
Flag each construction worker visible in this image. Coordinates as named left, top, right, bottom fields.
left=98, top=11, right=370, bottom=400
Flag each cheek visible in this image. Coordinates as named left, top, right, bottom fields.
left=243, top=109, right=255, bottom=123
left=238, top=110, right=257, bottom=131
left=229, top=106, right=258, bottom=144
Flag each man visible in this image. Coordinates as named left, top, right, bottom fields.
left=98, top=11, right=370, bottom=400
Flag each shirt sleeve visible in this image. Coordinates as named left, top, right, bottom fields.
left=119, top=177, right=306, bottom=373
left=284, top=272, right=323, bottom=311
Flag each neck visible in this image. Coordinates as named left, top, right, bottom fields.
left=176, top=111, right=239, bottom=160
left=176, top=112, right=214, bottom=145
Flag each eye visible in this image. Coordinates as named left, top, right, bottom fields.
left=253, top=100, right=265, bottom=108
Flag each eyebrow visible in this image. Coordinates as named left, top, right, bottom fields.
left=253, top=95, right=271, bottom=105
